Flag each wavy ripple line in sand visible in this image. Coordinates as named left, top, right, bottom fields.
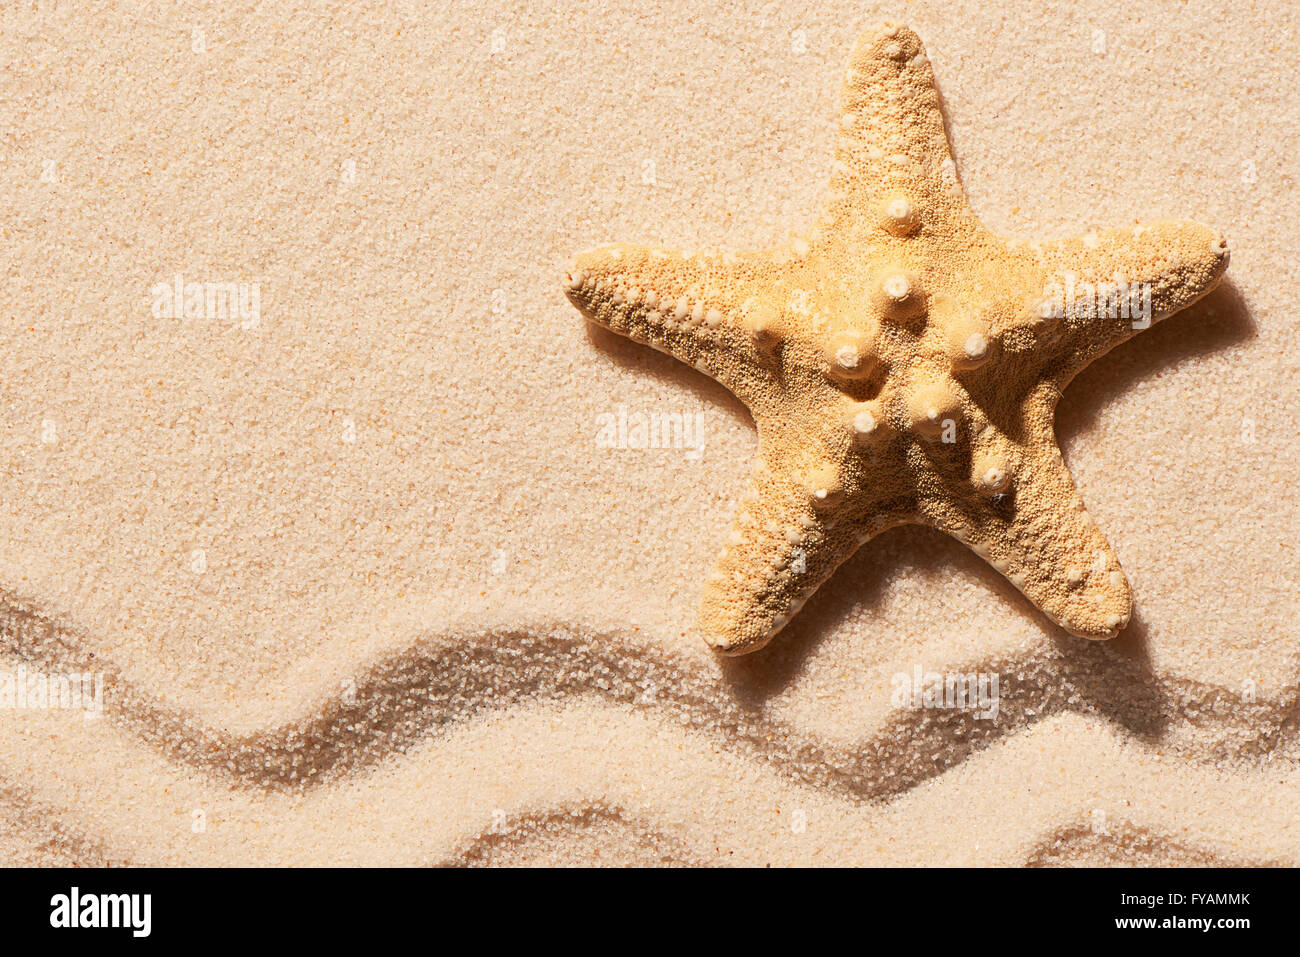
left=1025, top=820, right=1289, bottom=868
left=436, top=804, right=1284, bottom=868
left=436, top=803, right=705, bottom=868
left=0, top=779, right=128, bottom=867
left=0, top=774, right=1275, bottom=868
left=0, top=595, right=1296, bottom=802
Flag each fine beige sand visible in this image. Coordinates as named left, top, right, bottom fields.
left=0, top=0, right=1295, bottom=866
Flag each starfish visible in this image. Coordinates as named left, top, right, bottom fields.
left=562, top=23, right=1229, bottom=655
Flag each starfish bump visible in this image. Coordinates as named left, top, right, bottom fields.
left=563, top=23, right=1229, bottom=655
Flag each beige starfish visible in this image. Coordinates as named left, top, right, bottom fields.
left=562, top=23, right=1229, bottom=655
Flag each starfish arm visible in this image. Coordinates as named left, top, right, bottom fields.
left=696, top=456, right=887, bottom=655
left=936, top=427, right=1134, bottom=639
left=1019, top=221, right=1229, bottom=383
left=827, top=24, right=976, bottom=233
left=563, top=244, right=777, bottom=406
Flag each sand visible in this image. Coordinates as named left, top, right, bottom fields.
left=0, top=0, right=1295, bottom=866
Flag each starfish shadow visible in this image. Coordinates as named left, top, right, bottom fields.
left=720, top=525, right=1173, bottom=749
left=1055, top=278, right=1253, bottom=437
left=1046, top=604, right=1170, bottom=742
left=584, top=321, right=752, bottom=426
left=718, top=524, right=953, bottom=702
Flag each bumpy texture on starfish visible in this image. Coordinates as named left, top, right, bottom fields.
left=563, top=23, right=1229, bottom=655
